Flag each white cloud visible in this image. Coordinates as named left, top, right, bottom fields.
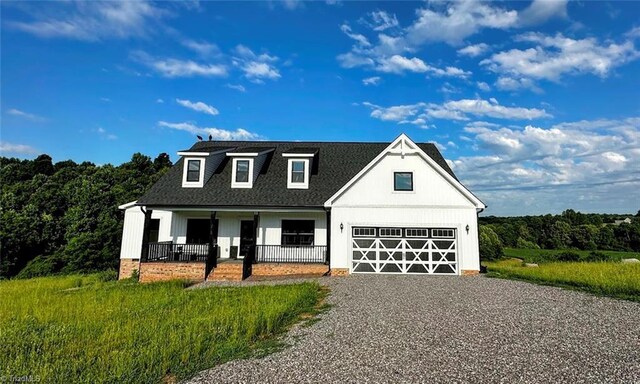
left=477, top=81, right=491, bottom=92
left=495, top=76, right=542, bottom=93
left=518, top=0, right=568, bottom=27
left=374, top=55, right=471, bottom=77
left=176, top=99, right=219, bottom=116
left=340, top=24, right=371, bottom=47
left=95, top=127, right=117, bottom=140
left=157, top=121, right=262, bottom=140
left=182, top=40, right=220, bottom=57
left=451, top=117, right=640, bottom=215
left=0, top=141, right=39, bottom=156
left=8, top=1, right=167, bottom=41
left=362, top=98, right=550, bottom=125
left=225, top=84, right=246, bottom=92
left=362, top=76, right=381, bottom=86
left=457, top=43, right=489, bottom=57
left=131, top=51, right=227, bottom=78
left=232, top=45, right=281, bottom=83
left=368, top=11, right=399, bottom=31
left=481, top=33, right=640, bottom=83
left=156, top=98, right=164, bottom=103
left=6, top=108, right=44, bottom=121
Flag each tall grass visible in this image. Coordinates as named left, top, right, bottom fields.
left=0, top=275, right=322, bottom=383
left=503, top=248, right=639, bottom=263
left=485, top=259, right=640, bottom=301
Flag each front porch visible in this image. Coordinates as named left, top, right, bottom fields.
left=132, top=208, right=330, bottom=282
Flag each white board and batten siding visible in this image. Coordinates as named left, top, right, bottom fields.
left=325, top=136, right=484, bottom=274
left=118, top=203, right=172, bottom=259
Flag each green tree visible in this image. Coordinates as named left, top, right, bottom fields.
left=479, top=225, right=503, bottom=260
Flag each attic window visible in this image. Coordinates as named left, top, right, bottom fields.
left=186, top=160, right=201, bottom=182
left=394, top=172, right=413, bottom=191
left=182, top=158, right=205, bottom=188
left=231, top=158, right=254, bottom=188
left=287, top=158, right=309, bottom=189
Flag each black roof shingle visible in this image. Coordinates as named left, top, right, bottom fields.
left=137, top=140, right=457, bottom=208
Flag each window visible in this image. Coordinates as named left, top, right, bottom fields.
left=187, top=160, right=201, bottom=182
left=148, top=219, right=160, bottom=243
left=235, top=160, right=250, bottom=183
left=394, top=172, right=413, bottom=191
left=406, top=228, right=429, bottom=238
left=353, top=227, right=376, bottom=237
left=432, top=229, right=455, bottom=238
left=291, top=161, right=305, bottom=183
left=379, top=228, right=402, bottom=237
left=186, top=219, right=211, bottom=244
left=281, top=220, right=314, bottom=246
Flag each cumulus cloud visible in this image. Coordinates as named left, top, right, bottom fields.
left=518, top=0, right=568, bottom=27
left=477, top=81, right=491, bottom=92
left=457, top=43, right=489, bottom=57
left=340, top=23, right=371, bottom=47
left=481, top=32, right=640, bottom=84
left=225, top=84, right=246, bottom=92
left=362, top=98, right=550, bottom=125
left=157, top=121, right=262, bottom=140
left=6, top=108, right=45, bottom=121
left=371, top=55, right=471, bottom=77
left=176, top=99, right=219, bottom=115
left=7, top=1, right=167, bottom=41
left=181, top=39, right=220, bottom=57
left=367, top=10, right=399, bottom=31
left=131, top=51, right=227, bottom=78
left=451, top=117, right=640, bottom=215
left=0, top=141, right=39, bottom=156
left=232, top=45, right=281, bottom=83
left=362, top=76, right=381, bottom=86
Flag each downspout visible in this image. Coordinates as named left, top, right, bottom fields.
left=477, top=207, right=486, bottom=273
left=325, top=208, right=331, bottom=267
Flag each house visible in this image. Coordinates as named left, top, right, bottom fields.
left=613, top=218, right=632, bottom=226
left=118, top=134, right=486, bottom=282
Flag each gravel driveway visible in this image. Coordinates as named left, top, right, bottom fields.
left=187, top=275, right=640, bottom=384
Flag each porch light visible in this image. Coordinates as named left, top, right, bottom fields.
left=340, top=223, right=344, bottom=233
left=465, top=225, right=470, bottom=234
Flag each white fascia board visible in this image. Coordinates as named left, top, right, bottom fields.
left=323, top=133, right=486, bottom=209
left=118, top=201, right=138, bottom=210
left=227, top=149, right=274, bottom=157
left=282, top=153, right=315, bottom=158
left=177, top=151, right=210, bottom=157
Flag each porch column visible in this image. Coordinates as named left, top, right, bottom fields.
left=325, top=209, right=331, bottom=265
left=209, top=211, right=218, bottom=268
left=140, top=207, right=153, bottom=261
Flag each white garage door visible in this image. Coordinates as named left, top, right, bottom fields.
left=351, top=227, right=457, bottom=274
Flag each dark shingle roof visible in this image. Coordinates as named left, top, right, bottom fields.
left=137, top=140, right=457, bottom=208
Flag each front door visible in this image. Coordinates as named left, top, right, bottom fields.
left=239, top=220, right=255, bottom=258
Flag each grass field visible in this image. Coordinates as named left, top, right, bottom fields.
left=503, top=247, right=639, bottom=263
left=484, top=258, right=640, bottom=301
left=0, top=274, right=324, bottom=383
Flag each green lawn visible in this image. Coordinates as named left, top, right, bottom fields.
left=503, top=247, right=639, bottom=263
left=484, top=258, right=640, bottom=301
left=0, top=274, right=324, bottom=383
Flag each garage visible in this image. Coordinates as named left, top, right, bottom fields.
left=351, top=226, right=457, bottom=274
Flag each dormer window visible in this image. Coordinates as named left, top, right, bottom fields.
left=186, top=160, right=201, bottom=182
left=182, top=158, right=205, bottom=188
left=231, top=158, right=254, bottom=188
left=235, top=160, right=250, bottom=183
left=287, top=158, right=309, bottom=189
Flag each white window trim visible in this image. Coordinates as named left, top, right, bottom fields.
left=182, top=158, right=205, bottom=188
left=392, top=170, right=415, bottom=194
left=232, top=158, right=254, bottom=188
left=287, top=158, right=309, bottom=189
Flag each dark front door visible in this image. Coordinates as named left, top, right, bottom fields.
left=239, top=220, right=255, bottom=258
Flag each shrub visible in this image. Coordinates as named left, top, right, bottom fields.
left=516, top=237, right=540, bottom=249
left=479, top=225, right=504, bottom=260
left=556, top=250, right=580, bottom=262
left=96, top=270, right=118, bottom=282
left=583, top=251, right=608, bottom=262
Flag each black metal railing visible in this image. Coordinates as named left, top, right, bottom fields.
left=255, top=245, right=327, bottom=264
left=144, top=242, right=213, bottom=263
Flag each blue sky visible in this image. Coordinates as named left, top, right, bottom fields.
left=1, top=0, right=639, bottom=215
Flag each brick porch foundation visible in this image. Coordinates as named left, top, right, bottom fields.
left=251, top=263, right=329, bottom=277
left=330, top=268, right=350, bottom=276
left=461, top=270, right=480, bottom=276
left=138, top=262, right=206, bottom=283
left=118, top=259, right=140, bottom=280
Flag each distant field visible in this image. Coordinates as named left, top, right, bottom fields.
left=0, top=274, right=323, bottom=383
left=503, top=248, right=640, bottom=263
left=485, top=259, right=640, bottom=301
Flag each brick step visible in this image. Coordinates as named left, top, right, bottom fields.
left=206, top=263, right=244, bottom=281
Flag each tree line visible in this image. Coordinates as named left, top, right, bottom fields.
left=478, top=209, right=640, bottom=260
left=1, top=153, right=172, bottom=278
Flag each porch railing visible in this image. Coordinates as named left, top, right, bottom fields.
left=144, top=242, right=216, bottom=263
left=255, top=245, right=327, bottom=264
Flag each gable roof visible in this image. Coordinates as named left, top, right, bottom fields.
left=137, top=140, right=458, bottom=208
